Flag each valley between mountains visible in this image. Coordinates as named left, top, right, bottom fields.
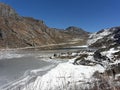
left=0, top=2, right=120, bottom=90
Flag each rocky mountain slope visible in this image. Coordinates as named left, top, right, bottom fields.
left=86, top=27, right=120, bottom=90
left=62, top=26, right=89, bottom=45
left=0, top=3, right=89, bottom=49
left=87, top=27, right=120, bottom=49
left=64, top=26, right=89, bottom=38
left=87, top=26, right=120, bottom=59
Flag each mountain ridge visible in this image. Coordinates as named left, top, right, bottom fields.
left=0, top=3, right=89, bottom=49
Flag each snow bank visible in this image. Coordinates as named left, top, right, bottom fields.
left=101, top=48, right=119, bottom=59
left=22, top=62, right=105, bottom=90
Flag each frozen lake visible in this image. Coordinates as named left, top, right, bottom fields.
left=0, top=46, right=88, bottom=88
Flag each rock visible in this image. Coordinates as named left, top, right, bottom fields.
left=0, top=3, right=20, bottom=19
left=73, top=54, right=96, bottom=66
left=73, top=54, right=88, bottom=64
left=53, top=53, right=57, bottom=57
left=78, top=59, right=96, bottom=66
left=93, top=50, right=111, bottom=63
left=114, top=29, right=120, bottom=44
left=114, top=51, right=120, bottom=59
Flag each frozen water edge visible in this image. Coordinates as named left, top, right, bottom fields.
left=4, top=60, right=105, bottom=90
left=0, top=49, right=68, bottom=90
left=0, top=64, right=56, bottom=90
left=1, top=46, right=116, bottom=90
left=0, top=50, right=25, bottom=60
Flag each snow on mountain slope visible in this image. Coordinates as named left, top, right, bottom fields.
left=87, top=26, right=120, bottom=49
left=87, top=29, right=112, bottom=45
left=87, top=26, right=120, bottom=63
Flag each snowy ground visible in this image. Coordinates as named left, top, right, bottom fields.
left=26, top=62, right=105, bottom=90
left=1, top=61, right=105, bottom=90
left=2, top=55, right=106, bottom=90
left=0, top=49, right=65, bottom=89
left=0, top=48, right=86, bottom=90
left=1, top=46, right=119, bottom=90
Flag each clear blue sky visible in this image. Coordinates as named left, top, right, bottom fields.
left=0, top=0, right=120, bottom=32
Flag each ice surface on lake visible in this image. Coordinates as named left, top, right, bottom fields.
left=0, top=50, right=24, bottom=60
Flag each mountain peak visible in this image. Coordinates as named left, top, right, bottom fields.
left=66, top=26, right=83, bottom=31
left=65, top=26, right=89, bottom=36
left=0, top=3, right=19, bottom=18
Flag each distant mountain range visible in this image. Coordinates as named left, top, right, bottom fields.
left=0, top=3, right=89, bottom=49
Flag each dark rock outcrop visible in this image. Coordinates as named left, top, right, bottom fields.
left=114, top=29, right=120, bottom=44
left=93, top=50, right=111, bottom=63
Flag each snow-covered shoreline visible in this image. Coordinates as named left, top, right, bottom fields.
left=29, top=62, right=105, bottom=90
left=3, top=58, right=105, bottom=90
left=0, top=40, right=120, bottom=90
left=0, top=64, right=56, bottom=90
left=0, top=49, right=70, bottom=90
left=1, top=48, right=120, bottom=90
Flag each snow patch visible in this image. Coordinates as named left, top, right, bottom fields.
left=101, top=48, right=119, bottom=59
left=22, top=62, right=105, bottom=90
left=87, top=29, right=112, bottom=45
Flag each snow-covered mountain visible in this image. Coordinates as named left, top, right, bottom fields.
left=87, top=26, right=120, bottom=60
left=88, top=27, right=120, bottom=49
